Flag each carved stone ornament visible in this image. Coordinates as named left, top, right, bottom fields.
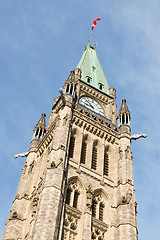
left=120, top=192, right=132, bottom=205
left=28, top=161, right=35, bottom=174
left=135, top=201, right=138, bottom=214
left=65, top=204, right=82, bottom=219
left=51, top=161, right=56, bottom=169
left=86, top=184, right=93, bottom=210
left=125, top=145, right=130, bottom=158
left=64, top=213, right=78, bottom=230
left=92, top=217, right=108, bottom=240
left=31, top=197, right=39, bottom=218
left=12, top=211, right=18, bottom=219
left=63, top=114, right=69, bottom=126
left=73, top=108, right=119, bottom=142
left=22, top=163, right=28, bottom=175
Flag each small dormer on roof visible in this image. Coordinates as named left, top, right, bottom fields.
left=118, top=99, right=131, bottom=127
left=32, top=113, right=46, bottom=140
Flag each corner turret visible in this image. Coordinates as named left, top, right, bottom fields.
left=118, top=99, right=131, bottom=134
left=30, top=113, right=46, bottom=152
left=32, top=113, right=46, bottom=140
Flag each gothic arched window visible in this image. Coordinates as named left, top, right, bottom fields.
left=91, top=193, right=107, bottom=239
left=92, top=193, right=105, bottom=222
left=63, top=178, right=83, bottom=240
left=65, top=181, right=80, bottom=209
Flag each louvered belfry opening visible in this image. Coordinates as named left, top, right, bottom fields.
left=68, top=135, right=75, bottom=158
left=70, top=84, right=73, bottom=95
left=104, top=152, right=109, bottom=176
left=104, top=146, right=109, bottom=176
left=99, top=203, right=104, bottom=221
left=73, top=191, right=79, bottom=209
left=80, top=141, right=87, bottom=164
left=92, top=200, right=97, bottom=218
left=91, top=141, right=98, bottom=170
left=66, top=188, right=72, bottom=205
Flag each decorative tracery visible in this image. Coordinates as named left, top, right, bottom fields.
left=92, top=195, right=105, bottom=221
left=91, top=190, right=108, bottom=240
left=63, top=213, right=78, bottom=240
left=63, top=178, right=83, bottom=240
left=66, top=182, right=80, bottom=209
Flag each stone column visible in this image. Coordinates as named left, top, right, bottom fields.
left=116, top=131, right=138, bottom=240
left=31, top=102, right=73, bottom=240
left=86, top=134, right=93, bottom=169
left=75, top=126, right=84, bottom=169
left=3, top=141, right=38, bottom=240
left=82, top=184, right=92, bottom=240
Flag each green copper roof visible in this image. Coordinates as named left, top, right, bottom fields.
left=77, top=43, right=110, bottom=95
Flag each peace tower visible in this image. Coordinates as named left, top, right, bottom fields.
left=3, top=43, right=140, bottom=240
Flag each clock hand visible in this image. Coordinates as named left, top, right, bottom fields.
left=85, top=101, right=94, bottom=109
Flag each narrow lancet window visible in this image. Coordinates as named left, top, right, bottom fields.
left=99, top=203, right=104, bottom=221
left=68, top=136, right=75, bottom=158
left=80, top=141, right=87, bottom=164
left=66, top=188, right=72, bottom=205
left=66, top=84, right=69, bottom=93
left=104, top=152, right=109, bottom=176
left=126, top=113, right=128, bottom=124
left=70, top=84, right=73, bottom=95
left=92, top=200, right=97, bottom=218
left=122, top=113, right=125, bottom=124
left=73, top=191, right=79, bottom=208
left=91, top=146, right=97, bottom=170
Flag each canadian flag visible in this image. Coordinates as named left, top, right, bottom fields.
left=92, top=18, right=101, bottom=31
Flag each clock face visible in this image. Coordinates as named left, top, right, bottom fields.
left=79, top=96, right=105, bottom=116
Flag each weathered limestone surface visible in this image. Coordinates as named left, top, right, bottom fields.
left=3, top=50, right=139, bottom=240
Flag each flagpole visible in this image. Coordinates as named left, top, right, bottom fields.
left=90, top=30, right=93, bottom=45
left=90, top=18, right=101, bottom=46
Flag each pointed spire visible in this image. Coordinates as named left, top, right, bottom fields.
left=32, top=113, right=46, bottom=140
left=77, top=43, right=110, bottom=95
left=118, top=99, right=131, bottom=127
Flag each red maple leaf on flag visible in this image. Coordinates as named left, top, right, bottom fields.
left=92, top=18, right=101, bottom=31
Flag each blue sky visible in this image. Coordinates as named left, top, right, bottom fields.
left=0, top=0, right=160, bottom=239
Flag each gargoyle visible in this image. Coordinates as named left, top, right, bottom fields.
left=14, top=152, right=29, bottom=159
left=130, top=134, right=147, bottom=140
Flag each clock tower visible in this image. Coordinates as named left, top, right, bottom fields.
left=3, top=43, right=138, bottom=240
